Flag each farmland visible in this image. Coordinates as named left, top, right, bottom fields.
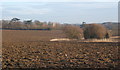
left=2, top=30, right=119, bottom=69
left=2, top=30, right=67, bottom=42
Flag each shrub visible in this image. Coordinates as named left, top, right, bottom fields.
left=63, top=25, right=83, bottom=39
left=83, top=24, right=110, bottom=39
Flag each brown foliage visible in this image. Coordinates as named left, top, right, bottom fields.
left=84, top=24, right=109, bottom=39
left=63, top=25, right=83, bottom=39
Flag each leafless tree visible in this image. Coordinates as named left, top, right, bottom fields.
left=83, top=24, right=109, bottom=39
left=63, top=25, right=83, bottom=39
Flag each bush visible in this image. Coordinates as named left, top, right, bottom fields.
left=63, top=25, right=83, bottom=39
left=83, top=24, right=110, bottom=39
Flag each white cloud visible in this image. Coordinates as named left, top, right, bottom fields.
left=2, top=3, right=51, bottom=15
left=68, top=2, right=117, bottom=9
left=0, top=4, right=2, bottom=19
left=7, top=8, right=51, bottom=15
left=1, top=0, right=119, bottom=2
left=2, top=16, right=18, bottom=20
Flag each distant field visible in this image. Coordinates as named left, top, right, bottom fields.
left=2, top=30, right=67, bottom=42
left=2, top=30, right=119, bottom=69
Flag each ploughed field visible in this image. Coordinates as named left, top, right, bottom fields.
left=2, top=30, right=67, bottom=42
left=2, top=30, right=119, bottom=68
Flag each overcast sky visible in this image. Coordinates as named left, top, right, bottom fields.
left=1, top=0, right=119, bottom=2
left=1, top=0, right=119, bottom=24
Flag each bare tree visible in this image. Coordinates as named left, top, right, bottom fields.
left=83, top=24, right=109, bottom=39
left=63, top=25, right=83, bottom=39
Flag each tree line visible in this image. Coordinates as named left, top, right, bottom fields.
left=63, top=24, right=112, bottom=39
left=1, top=18, right=119, bottom=39
left=1, top=18, right=62, bottom=30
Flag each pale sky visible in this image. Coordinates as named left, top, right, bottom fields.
left=1, top=0, right=119, bottom=24
left=1, top=0, right=119, bottom=2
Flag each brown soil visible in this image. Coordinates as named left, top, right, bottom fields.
left=2, top=30, right=120, bottom=69
left=2, top=30, right=67, bottom=42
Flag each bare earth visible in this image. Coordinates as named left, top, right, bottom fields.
left=2, top=30, right=120, bottom=69
left=2, top=30, right=67, bottom=42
